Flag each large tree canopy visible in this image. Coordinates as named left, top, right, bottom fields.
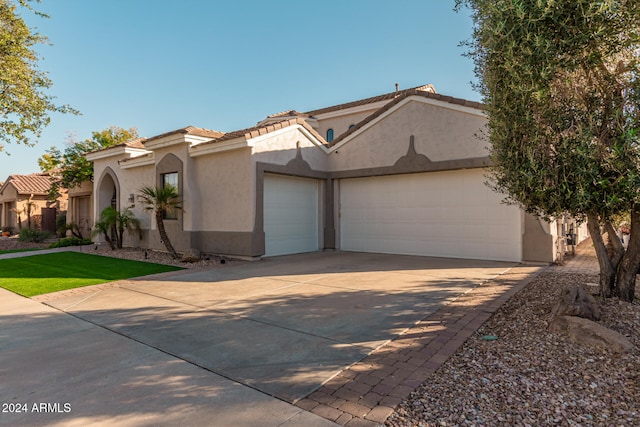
left=39, top=126, right=138, bottom=189
left=457, top=0, right=640, bottom=300
left=0, top=0, right=77, bottom=151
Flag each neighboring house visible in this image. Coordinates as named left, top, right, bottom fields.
left=0, top=173, right=66, bottom=233
left=86, top=84, right=586, bottom=263
left=66, top=180, right=94, bottom=239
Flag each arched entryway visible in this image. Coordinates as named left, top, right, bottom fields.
left=96, top=167, right=120, bottom=222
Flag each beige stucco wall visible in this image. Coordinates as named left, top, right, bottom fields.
left=192, top=148, right=255, bottom=232
left=250, top=127, right=328, bottom=171
left=316, top=107, right=380, bottom=142
left=0, top=184, right=54, bottom=231
left=327, top=99, right=488, bottom=172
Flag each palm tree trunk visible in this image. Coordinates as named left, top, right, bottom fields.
left=155, top=211, right=179, bottom=259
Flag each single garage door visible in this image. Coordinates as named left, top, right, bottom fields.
left=339, top=169, right=522, bottom=261
left=264, top=174, right=319, bottom=256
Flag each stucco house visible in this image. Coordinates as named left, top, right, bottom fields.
left=0, top=172, right=67, bottom=233
left=86, top=84, right=584, bottom=263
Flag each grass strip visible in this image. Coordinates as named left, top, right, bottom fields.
left=0, top=252, right=183, bottom=297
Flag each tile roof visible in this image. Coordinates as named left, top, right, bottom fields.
left=265, top=110, right=309, bottom=119
left=304, top=84, right=438, bottom=116
left=193, top=118, right=326, bottom=148
left=1, top=173, right=53, bottom=195
left=86, top=137, right=149, bottom=155
left=143, top=126, right=225, bottom=145
left=328, top=89, right=484, bottom=147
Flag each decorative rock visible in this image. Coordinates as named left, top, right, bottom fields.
left=548, top=315, right=634, bottom=354
left=551, top=285, right=601, bottom=321
left=584, top=283, right=600, bottom=296
left=181, top=248, right=201, bottom=263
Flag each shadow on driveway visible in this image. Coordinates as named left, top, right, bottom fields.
left=38, top=251, right=515, bottom=403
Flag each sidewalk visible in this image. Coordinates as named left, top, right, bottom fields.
left=0, top=245, right=83, bottom=260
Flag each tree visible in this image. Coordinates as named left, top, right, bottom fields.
left=39, top=126, right=138, bottom=193
left=92, top=206, right=141, bottom=250
left=456, top=0, right=640, bottom=301
left=138, top=185, right=182, bottom=259
left=0, top=0, right=77, bottom=151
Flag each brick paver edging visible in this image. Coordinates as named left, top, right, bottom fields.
left=295, top=265, right=545, bottom=427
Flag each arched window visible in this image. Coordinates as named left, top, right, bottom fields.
left=326, top=128, right=334, bottom=142
left=349, top=124, right=355, bottom=130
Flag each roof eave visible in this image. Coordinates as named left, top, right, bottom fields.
left=189, top=136, right=249, bottom=157
left=86, top=146, right=150, bottom=161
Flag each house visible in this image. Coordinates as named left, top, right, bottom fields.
left=0, top=173, right=67, bottom=233
left=86, top=84, right=585, bottom=263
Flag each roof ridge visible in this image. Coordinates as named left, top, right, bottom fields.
left=304, top=84, right=437, bottom=116
left=328, top=90, right=484, bottom=147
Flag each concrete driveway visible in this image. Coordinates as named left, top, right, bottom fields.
left=39, top=251, right=515, bottom=403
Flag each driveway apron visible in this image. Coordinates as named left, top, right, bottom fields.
left=39, top=251, right=515, bottom=404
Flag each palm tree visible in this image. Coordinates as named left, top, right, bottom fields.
left=93, top=207, right=142, bottom=249
left=138, top=185, right=182, bottom=259
left=92, top=217, right=116, bottom=250
left=114, top=207, right=142, bottom=249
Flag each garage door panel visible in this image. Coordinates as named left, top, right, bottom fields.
left=339, top=170, right=522, bottom=262
left=264, top=174, right=319, bottom=257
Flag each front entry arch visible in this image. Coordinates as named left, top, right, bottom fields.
left=96, top=167, right=120, bottom=221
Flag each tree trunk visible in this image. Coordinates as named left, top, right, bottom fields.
left=587, top=214, right=615, bottom=297
left=615, top=208, right=640, bottom=302
left=604, top=221, right=624, bottom=271
left=155, top=211, right=179, bottom=259
left=101, top=231, right=115, bottom=250
left=117, top=226, right=124, bottom=249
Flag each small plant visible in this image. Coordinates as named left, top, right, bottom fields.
left=18, top=228, right=50, bottom=243
left=49, top=237, right=92, bottom=248
left=1, top=226, right=14, bottom=236
left=55, top=214, right=67, bottom=237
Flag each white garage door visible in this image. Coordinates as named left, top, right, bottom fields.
left=264, top=174, right=319, bottom=256
left=339, top=169, right=522, bottom=261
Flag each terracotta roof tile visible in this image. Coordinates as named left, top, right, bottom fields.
left=143, top=126, right=225, bottom=144
left=328, top=89, right=484, bottom=147
left=193, top=118, right=326, bottom=148
left=266, top=110, right=309, bottom=119
left=87, top=137, right=149, bottom=155
left=304, top=84, right=437, bottom=116
left=1, top=173, right=53, bottom=195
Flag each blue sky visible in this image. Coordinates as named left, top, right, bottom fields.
left=1, top=0, right=479, bottom=176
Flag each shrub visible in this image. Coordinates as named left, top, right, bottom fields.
left=56, top=214, right=67, bottom=237
left=49, top=237, right=92, bottom=248
left=18, top=229, right=50, bottom=243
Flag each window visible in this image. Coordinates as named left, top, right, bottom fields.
left=162, top=172, right=178, bottom=190
left=161, top=172, right=178, bottom=219
left=348, top=124, right=355, bottom=130
left=326, top=128, right=334, bottom=143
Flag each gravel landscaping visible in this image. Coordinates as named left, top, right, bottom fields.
left=0, top=236, right=238, bottom=268
left=386, top=271, right=639, bottom=427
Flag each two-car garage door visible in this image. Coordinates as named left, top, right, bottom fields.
left=339, top=169, right=522, bottom=262
left=263, top=169, right=522, bottom=261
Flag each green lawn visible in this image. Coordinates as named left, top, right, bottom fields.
left=0, top=252, right=183, bottom=297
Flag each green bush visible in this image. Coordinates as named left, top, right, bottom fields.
left=49, top=237, right=92, bottom=248
left=18, top=229, right=50, bottom=243
left=55, top=214, right=67, bottom=237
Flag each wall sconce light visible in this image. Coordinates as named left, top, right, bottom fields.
left=128, top=194, right=135, bottom=203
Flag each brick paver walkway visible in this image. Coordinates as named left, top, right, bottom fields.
left=297, top=241, right=599, bottom=426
